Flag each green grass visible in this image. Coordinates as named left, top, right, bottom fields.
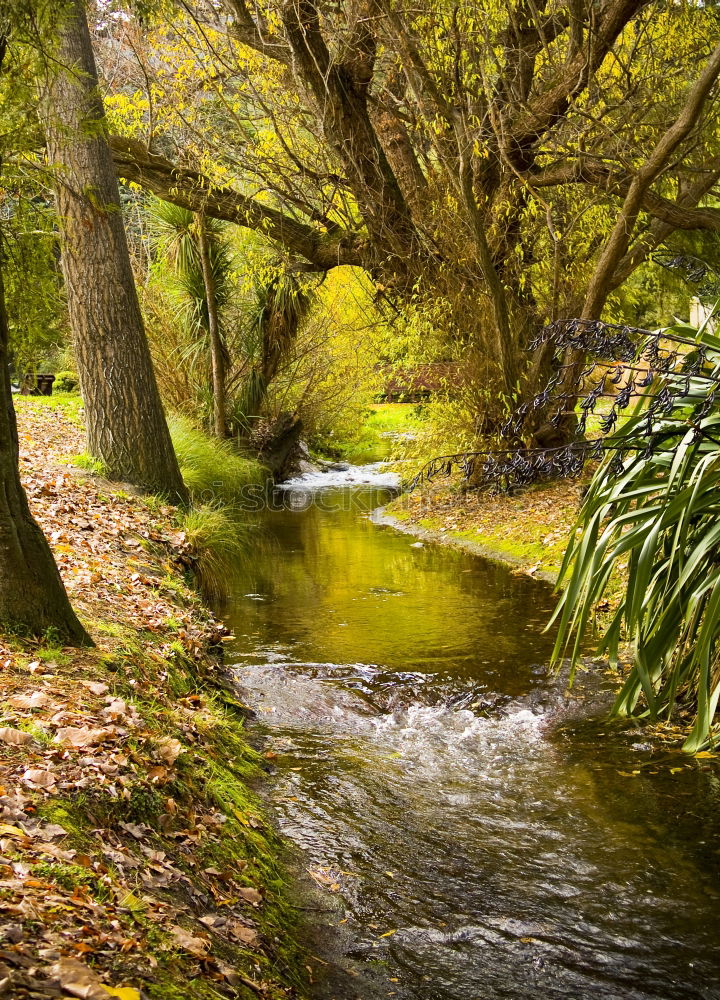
left=14, top=392, right=85, bottom=425
left=71, top=451, right=109, bottom=476
left=168, top=414, right=266, bottom=504
left=179, top=502, right=254, bottom=600
left=314, top=403, right=425, bottom=462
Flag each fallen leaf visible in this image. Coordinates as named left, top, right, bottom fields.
left=48, top=957, right=108, bottom=1000
left=101, top=988, right=141, bottom=1000
left=8, top=691, right=51, bottom=709
left=36, top=823, right=67, bottom=841
left=119, top=822, right=147, bottom=840
left=80, top=681, right=109, bottom=696
left=147, top=766, right=169, bottom=783
left=169, top=924, right=210, bottom=958
left=55, top=726, right=114, bottom=748
left=0, top=824, right=27, bottom=838
left=155, top=737, right=184, bottom=765
left=0, top=727, right=33, bottom=746
left=229, top=923, right=259, bottom=948
left=103, top=698, right=128, bottom=721
left=237, top=886, right=263, bottom=906
left=22, top=768, right=57, bottom=789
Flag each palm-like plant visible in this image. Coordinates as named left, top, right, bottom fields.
left=232, top=272, right=312, bottom=435
left=551, top=311, right=720, bottom=750
left=148, top=199, right=234, bottom=435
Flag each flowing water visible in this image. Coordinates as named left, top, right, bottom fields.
left=221, top=466, right=720, bottom=1000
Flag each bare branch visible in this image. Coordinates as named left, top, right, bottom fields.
left=109, top=136, right=366, bottom=270
left=583, top=41, right=720, bottom=318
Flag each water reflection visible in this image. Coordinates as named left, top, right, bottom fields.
left=221, top=475, right=720, bottom=1000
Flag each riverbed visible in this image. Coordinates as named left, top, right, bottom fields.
left=220, top=466, right=720, bottom=1000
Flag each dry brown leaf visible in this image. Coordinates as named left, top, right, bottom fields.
left=47, top=956, right=109, bottom=1000
left=0, top=726, right=33, bottom=746
left=22, top=768, right=57, bottom=789
left=8, top=691, right=51, bottom=710
left=118, top=821, right=147, bottom=840
left=80, top=681, right=109, bottom=696
left=55, top=726, right=114, bottom=748
left=169, top=924, right=211, bottom=958
left=36, top=823, right=68, bottom=841
left=229, top=922, right=260, bottom=948
left=155, top=737, right=184, bottom=765
left=103, top=698, right=128, bottom=721
left=237, top=886, right=263, bottom=906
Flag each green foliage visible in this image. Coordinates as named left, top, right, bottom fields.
left=168, top=413, right=265, bottom=503
left=551, top=315, right=720, bottom=751
left=232, top=270, right=312, bottom=431
left=73, top=452, right=109, bottom=476
left=53, top=370, right=79, bottom=392
left=260, top=266, right=385, bottom=443
left=2, top=193, right=67, bottom=374
left=178, top=502, right=254, bottom=600
left=313, top=402, right=425, bottom=461
left=148, top=198, right=234, bottom=333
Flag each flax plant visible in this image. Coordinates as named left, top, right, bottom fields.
left=550, top=312, right=720, bottom=750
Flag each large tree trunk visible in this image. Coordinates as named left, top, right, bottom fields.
left=0, top=254, right=90, bottom=644
left=43, top=1, right=188, bottom=504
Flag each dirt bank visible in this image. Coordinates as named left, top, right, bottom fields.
left=0, top=397, right=306, bottom=1000
left=380, top=477, right=585, bottom=584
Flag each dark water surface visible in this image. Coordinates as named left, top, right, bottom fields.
left=221, top=471, right=720, bottom=1000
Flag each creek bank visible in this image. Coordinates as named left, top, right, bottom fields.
left=0, top=397, right=306, bottom=1000
left=378, top=478, right=586, bottom=584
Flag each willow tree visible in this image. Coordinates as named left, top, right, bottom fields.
left=0, top=32, right=89, bottom=644
left=104, top=0, right=720, bottom=440
left=41, top=0, right=187, bottom=501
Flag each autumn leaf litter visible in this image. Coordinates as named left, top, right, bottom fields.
left=0, top=400, right=296, bottom=1000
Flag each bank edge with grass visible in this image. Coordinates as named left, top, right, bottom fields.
left=0, top=397, right=308, bottom=1000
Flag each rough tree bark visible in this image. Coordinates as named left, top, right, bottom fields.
left=43, top=1, right=188, bottom=503
left=0, top=238, right=90, bottom=644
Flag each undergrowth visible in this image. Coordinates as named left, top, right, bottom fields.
left=168, top=414, right=266, bottom=504
left=179, top=502, right=255, bottom=600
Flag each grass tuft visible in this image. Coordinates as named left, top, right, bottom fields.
left=168, top=414, right=266, bottom=504
left=179, top=502, right=254, bottom=600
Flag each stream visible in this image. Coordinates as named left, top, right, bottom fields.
left=220, top=465, right=720, bottom=1000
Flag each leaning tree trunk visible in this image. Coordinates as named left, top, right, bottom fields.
left=0, top=254, right=90, bottom=644
left=43, top=1, right=187, bottom=503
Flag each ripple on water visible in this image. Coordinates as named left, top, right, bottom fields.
left=220, top=480, right=720, bottom=1000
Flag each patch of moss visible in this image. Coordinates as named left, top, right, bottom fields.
left=36, top=800, right=95, bottom=851
left=32, top=861, right=112, bottom=901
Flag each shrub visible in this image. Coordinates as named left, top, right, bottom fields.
left=551, top=313, right=720, bottom=751
left=54, top=370, right=80, bottom=393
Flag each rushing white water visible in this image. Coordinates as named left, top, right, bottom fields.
left=278, top=461, right=402, bottom=491
left=221, top=478, right=720, bottom=1000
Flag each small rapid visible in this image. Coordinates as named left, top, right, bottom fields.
left=220, top=466, right=720, bottom=1000
left=277, top=461, right=402, bottom=492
